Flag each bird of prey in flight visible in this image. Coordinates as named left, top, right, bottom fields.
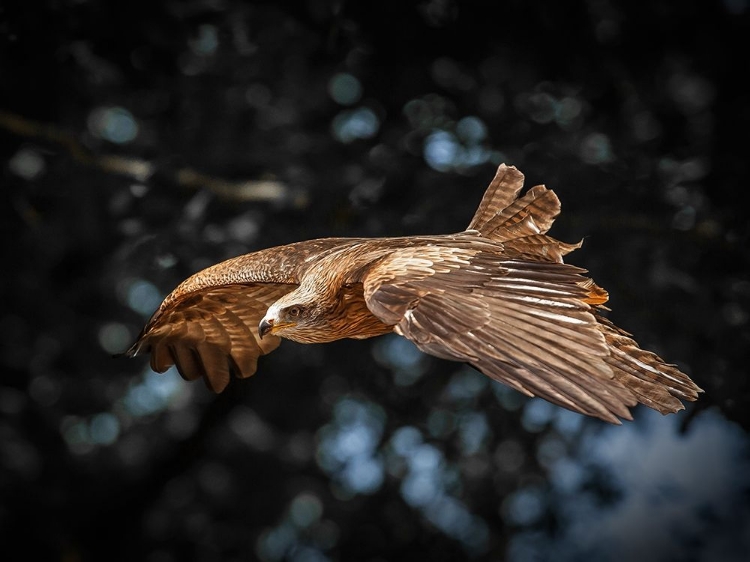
left=125, top=165, right=701, bottom=423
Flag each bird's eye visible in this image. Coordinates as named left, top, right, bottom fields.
left=288, top=306, right=302, bottom=317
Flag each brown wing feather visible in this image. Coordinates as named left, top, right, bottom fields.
left=125, top=237, right=362, bottom=391
left=362, top=244, right=698, bottom=423
left=595, top=314, right=700, bottom=410
left=127, top=283, right=294, bottom=391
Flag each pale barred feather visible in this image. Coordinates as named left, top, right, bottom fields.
left=484, top=185, right=562, bottom=238
left=468, top=164, right=581, bottom=263
left=467, top=164, right=526, bottom=232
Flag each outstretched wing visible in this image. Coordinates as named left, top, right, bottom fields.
left=126, top=283, right=295, bottom=392
left=126, top=237, right=357, bottom=391
left=362, top=244, right=686, bottom=423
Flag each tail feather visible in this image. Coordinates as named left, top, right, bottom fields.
left=468, top=164, right=580, bottom=264
left=468, top=165, right=563, bottom=236
left=467, top=164, right=526, bottom=233
left=485, top=184, right=562, bottom=237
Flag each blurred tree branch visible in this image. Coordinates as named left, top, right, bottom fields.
left=0, top=109, right=289, bottom=203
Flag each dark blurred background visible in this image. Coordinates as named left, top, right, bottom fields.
left=1, top=1, right=749, bottom=561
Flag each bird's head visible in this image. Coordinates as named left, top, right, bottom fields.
left=258, top=291, right=326, bottom=343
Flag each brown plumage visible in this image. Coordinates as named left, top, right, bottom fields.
left=125, top=164, right=702, bottom=423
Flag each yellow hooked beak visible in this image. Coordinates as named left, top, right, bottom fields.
left=258, top=318, right=294, bottom=339
left=258, top=318, right=273, bottom=339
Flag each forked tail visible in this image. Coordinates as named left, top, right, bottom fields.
left=467, top=164, right=581, bottom=262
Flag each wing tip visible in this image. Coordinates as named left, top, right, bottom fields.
left=116, top=339, right=146, bottom=359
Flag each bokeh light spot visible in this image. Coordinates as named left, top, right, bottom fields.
left=556, top=97, right=583, bottom=128
left=390, top=426, right=423, bottom=456
left=522, top=398, right=556, bottom=432
left=123, top=368, right=182, bottom=417
left=190, top=24, right=219, bottom=56
left=289, top=493, right=323, bottom=528
left=257, top=522, right=296, bottom=562
left=328, top=73, right=362, bottom=106
left=424, top=130, right=459, bottom=171
left=9, top=148, right=45, bottom=180
left=503, top=486, right=546, bottom=526
left=316, top=397, right=386, bottom=495
left=458, top=412, right=490, bottom=455
left=444, top=367, right=488, bottom=401
left=98, top=322, right=131, bottom=355
left=89, top=412, right=120, bottom=445
left=456, top=116, right=487, bottom=144
left=580, top=132, right=614, bottom=164
left=331, top=108, right=380, bottom=143
left=372, top=334, right=428, bottom=386
left=88, top=106, right=139, bottom=144
left=340, top=455, right=385, bottom=494
left=123, top=278, right=163, bottom=316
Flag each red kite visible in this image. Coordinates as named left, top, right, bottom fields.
left=126, top=165, right=701, bottom=423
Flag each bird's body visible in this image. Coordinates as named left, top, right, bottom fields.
left=126, top=165, right=701, bottom=423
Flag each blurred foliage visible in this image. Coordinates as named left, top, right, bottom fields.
left=1, top=1, right=749, bottom=561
